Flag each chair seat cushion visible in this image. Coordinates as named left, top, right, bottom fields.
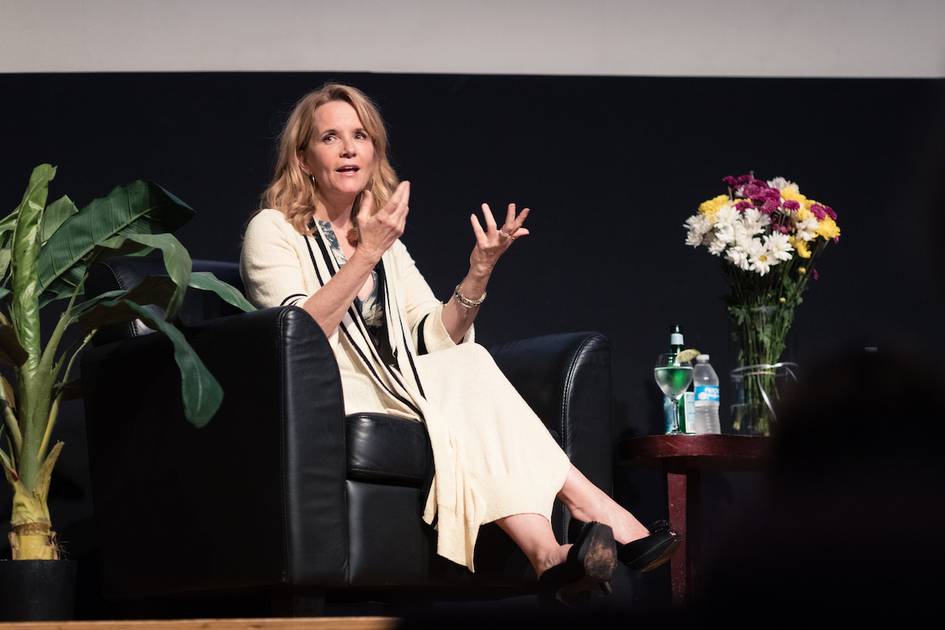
left=346, top=413, right=432, bottom=486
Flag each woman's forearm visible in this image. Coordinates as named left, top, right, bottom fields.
left=441, top=267, right=491, bottom=344
left=301, top=249, right=378, bottom=336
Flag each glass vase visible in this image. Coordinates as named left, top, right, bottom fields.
left=729, top=362, right=798, bottom=436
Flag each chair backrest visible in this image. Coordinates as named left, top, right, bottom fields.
left=86, top=256, right=245, bottom=346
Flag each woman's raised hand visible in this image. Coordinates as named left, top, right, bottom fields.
left=356, top=181, right=410, bottom=263
left=469, top=202, right=530, bottom=275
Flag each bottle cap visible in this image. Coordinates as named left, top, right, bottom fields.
left=697, top=354, right=710, bottom=362
left=670, top=325, right=683, bottom=346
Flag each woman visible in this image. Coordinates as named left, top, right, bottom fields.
left=240, top=83, right=678, bottom=603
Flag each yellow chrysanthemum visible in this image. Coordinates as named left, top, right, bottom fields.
left=795, top=207, right=811, bottom=221
left=781, top=189, right=809, bottom=205
left=790, top=238, right=812, bottom=258
left=698, top=194, right=729, bottom=217
left=815, top=217, right=841, bottom=240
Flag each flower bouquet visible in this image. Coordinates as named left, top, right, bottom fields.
left=684, top=173, right=840, bottom=435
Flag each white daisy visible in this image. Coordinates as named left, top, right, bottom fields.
left=767, top=177, right=799, bottom=194
left=715, top=203, right=739, bottom=227
left=742, top=208, right=770, bottom=236
left=684, top=214, right=711, bottom=247
left=726, top=246, right=751, bottom=271
left=714, top=222, right=736, bottom=244
left=749, top=250, right=773, bottom=276
left=732, top=221, right=751, bottom=246
left=685, top=229, right=703, bottom=247
left=685, top=214, right=711, bottom=234
left=764, top=232, right=794, bottom=262
left=795, top=215, right=819, bottom=242
left=708, top=236, right=727, bottom=256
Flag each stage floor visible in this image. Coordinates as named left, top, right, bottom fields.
left=0, top=618, right=397, bottom=630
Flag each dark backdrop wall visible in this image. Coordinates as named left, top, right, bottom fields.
left=1, top=72, right=943, bottom=611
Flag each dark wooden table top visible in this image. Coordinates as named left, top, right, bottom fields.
left=620, top=434, right=773, bottom=472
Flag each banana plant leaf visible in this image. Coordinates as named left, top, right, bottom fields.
left=36, top=180, right=193, bottom=298
left=0, top=210, right=18, bottom=235
left=40, top=195, right=78, bottom=246
left=0, top=252, right=10, bottom=289
left=97, top=233, right=191, bottom=319
left=11, top=164, right=56, bottom=369
left=72, top=276, right=176, bottom=327
left=53, top=380, right=82, bottom=401
left=79, top=297, right=221, bottom=427
left=0, top=324, right=28, bottom=366
left=188, top=272, right=256, bottom=313
left=38, top=267, right=87, bottom=310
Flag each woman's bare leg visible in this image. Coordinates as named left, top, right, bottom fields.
left=494, top=513, right=571, bottom=577
left=557, top=465, right=650, bottom=545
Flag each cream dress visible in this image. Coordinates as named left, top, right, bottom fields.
left=240, top=208, right=571, bottom=571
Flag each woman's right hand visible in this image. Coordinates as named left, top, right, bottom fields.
left=356, top=181, right=410, bottom=263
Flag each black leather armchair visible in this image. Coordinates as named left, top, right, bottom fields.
left=80, top=257, right=614, bottom=613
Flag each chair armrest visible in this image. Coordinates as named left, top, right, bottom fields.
left=488, top=332, right=613, bottom=495
left=81, top=306, right=349, bottom=597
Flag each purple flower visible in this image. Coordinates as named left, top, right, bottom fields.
left=735, top=174, right=753, bottom=185
left=777, top=224, right=792, bottom=234
left=762, top=198, right=780, bottom=214
left=735, top=200, right=752, bottom=211
left=824, top=205, right=837, bottom=220
left=783, top=199, right=800, bottom=211
left=723, top=175, right=738, bottom=188
left=765, top=188, right=781, bottom=201
left=745, top=181, right=781, bottom=199
left=810, top=203, right=827, bottom=220
left=811, top=268, right=820, bottom=281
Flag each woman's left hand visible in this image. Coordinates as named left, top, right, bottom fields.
left=469, top=202, right=530, bottom=276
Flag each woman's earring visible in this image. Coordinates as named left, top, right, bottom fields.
left=309, top=174, right=316, bottom=186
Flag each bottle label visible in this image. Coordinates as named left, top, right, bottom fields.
left=695, top=385, right=720, bottom=402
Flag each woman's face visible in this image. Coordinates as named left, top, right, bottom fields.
left=299, top=100, right=376, bottom=201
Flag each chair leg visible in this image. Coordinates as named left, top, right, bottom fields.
left=271, top=590, right=326, bottom=617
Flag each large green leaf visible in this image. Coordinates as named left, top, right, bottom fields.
left=0, top=210, right=19, bottom=235
left=41, top=195, right=78, bottom=246
left=73, top=276, right=175, bottom=328
left=0, top=324, right=28, bottom=366
left=12, top=164, right=55, bottom=366
left=188, top=272, right=256, bottom=313
left=83, top=298, right=221, bottom=428
left=0, top=248, right=11, bottom=286
left=10, top=164, right=56, bottom=491
left=37, top=180, right=193, bottom=298
left=97, top=233, right=191, bottom=319
left=38, top=266, right=87, bottom=310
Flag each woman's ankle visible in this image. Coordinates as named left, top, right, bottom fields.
left=534, top=544, right=571, bottom=578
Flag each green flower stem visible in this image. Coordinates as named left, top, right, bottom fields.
left=725, top=239, right=831, bottom=434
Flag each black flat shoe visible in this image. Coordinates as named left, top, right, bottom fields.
left=537, top=521, right=617, bottom=607
left=617, top=519, right=681, bottom=572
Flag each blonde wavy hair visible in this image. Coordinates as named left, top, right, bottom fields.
left=260, top=83, right=399, bottom=236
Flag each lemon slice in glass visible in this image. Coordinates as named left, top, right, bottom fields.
left=676, top=348, right=700, bottom=363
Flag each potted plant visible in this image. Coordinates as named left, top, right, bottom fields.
left=0, top=164, right=254, bottom=620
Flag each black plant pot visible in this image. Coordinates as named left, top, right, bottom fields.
left=0, top=559, right=76, bottom=621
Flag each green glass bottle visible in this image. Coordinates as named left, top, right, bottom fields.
left=667, top=325, right=688, bottom=433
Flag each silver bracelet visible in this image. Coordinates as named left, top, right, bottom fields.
left=453, top=284, right=486, bottom=309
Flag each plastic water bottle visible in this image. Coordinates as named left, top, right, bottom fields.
left=691, top=354, right=721, bottom=434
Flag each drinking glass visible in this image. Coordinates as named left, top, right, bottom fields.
left=655, top=352, right=693, bottom=435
